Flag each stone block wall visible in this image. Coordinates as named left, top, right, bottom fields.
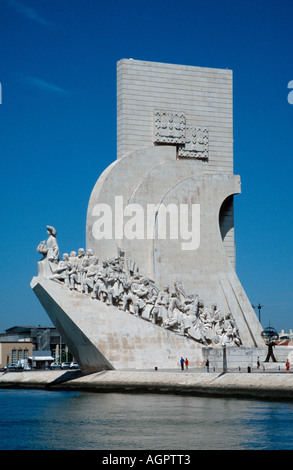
left=117, top=59, right=233, bottom=175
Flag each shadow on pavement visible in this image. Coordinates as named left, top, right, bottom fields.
left=49, top=370, right=84, bottom=385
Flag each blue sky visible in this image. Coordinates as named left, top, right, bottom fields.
left=0, top=0, right=292, bottom=333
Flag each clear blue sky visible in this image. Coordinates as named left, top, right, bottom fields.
left=0, top=0, right=292, bottom=333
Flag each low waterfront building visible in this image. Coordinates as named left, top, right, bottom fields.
left=0, top=341, right=33, bottom=369
left=0, top=326, right=72, bottom=367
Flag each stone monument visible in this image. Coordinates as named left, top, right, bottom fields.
left=31, top=59, right=264, bottom=374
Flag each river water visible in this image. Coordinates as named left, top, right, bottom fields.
left=1, top=388, right=293, bottom=450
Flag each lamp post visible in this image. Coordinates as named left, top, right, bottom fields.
left=59, top=335, right=62, bottom=364
left=252, top=303, right=263, bottom=323
left=222, top=344, right=227, bottom=373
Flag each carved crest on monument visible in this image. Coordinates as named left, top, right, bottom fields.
left=178, top=125, right=208, bottom=160
left=154, top=109, right=209, bottom=160
left=154, top=110, right=186, bottom=144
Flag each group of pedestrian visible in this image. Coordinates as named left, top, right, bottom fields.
left=179, top=356, right=291, bottom=373
left=257, top=356, right=290, bottom=372
left=180, top=357, right=211, bottom=372
left=180, top=357, right=189, bottom=370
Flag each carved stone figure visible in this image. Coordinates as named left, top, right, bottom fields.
left=69, top=250, right=89, bottom=291
left=166, top=291, right=184, bottom=318
left=153, top=285, right=170, bottom=324
left=85, top=248, right=95, bottom=265
left=37, top=225, right=59, bottom=277
left=121, top=280, right=134, bottom=313
left=91, top=260, right=109, bottom=301
left=114, top=266, right=128, bottom=307
left=220, top=313, right=242, bottom=346
left=49, top=253, right=71, bottom=287
left=164, top=291, right=184, bottom=331
left=132, top=277, right=157, bottom=318
left=82, top=256, right=100, bottom=294
left=105, top=264, right=118, bottom=306
left=69, top=251, right=78, bottom=266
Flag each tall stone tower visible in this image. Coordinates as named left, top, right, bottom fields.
left=86, top=59, right=263, bottom=347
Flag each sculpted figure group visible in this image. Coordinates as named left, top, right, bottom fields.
left=37, top=226, right=242, bottom=348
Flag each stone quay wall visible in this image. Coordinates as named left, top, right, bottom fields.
left=1, top=369, right=293, bottom=401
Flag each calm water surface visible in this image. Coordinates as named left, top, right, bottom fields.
left=1, top=389, right=293, bottom=450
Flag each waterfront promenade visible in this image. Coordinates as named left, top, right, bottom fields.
left=1, top=367, right=293, bottom=400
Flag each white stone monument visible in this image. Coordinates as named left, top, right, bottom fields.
left=31, top=60, right=264, bottom=374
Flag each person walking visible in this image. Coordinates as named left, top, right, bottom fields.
left=180, top=357, right=185, bottom=370
left=205, top=359, right=210, bottom=372
left=257, top=357, right=260, bottom=369
left=185, top=358, right=189, bottom=369
left=286, top=359, right=290, bottom=372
